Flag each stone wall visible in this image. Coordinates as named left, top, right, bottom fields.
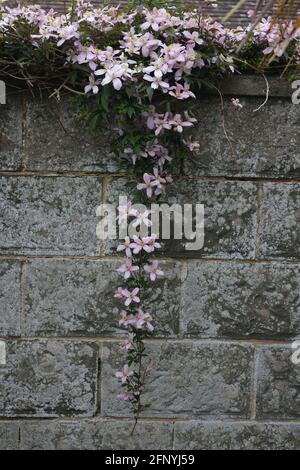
left=0, top=76, right=300, bottom=450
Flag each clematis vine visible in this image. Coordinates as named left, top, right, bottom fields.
left=2, top=0, right=300, bottom=423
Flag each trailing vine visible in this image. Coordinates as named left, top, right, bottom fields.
left=1, top=0, right=300, bottom=421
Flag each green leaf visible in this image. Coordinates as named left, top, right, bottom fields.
left=100, top=86, right=110, bottom=113
left=146, top=86, right=154, bottom=102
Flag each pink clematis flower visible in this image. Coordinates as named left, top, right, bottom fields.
left=57, top=24, right=79, bottom=47
left=247, top=9, right=256, bottom=19
left=115, top=364, right=134, bottom=384
left=163, top=43, right=186, bottom=64
left=149, top=143, right=172, bottom=168
left=152, top=167, right=166, bottom=184
left=153, top=113, right=172, bottom=136
left=114, top=287, right=124, bottom=299
left=144, top=260, right=164, bottom=281
left=130, top=236, right=149, bottom=254
left=135, top=308, right=154, bottom=332
left=132, top=210, right=152, bottom=228
left=84, top=75, right=100, bottom=94
left=31, top=26, right=56, bottom=42
left=74, top=45, right=98, bottom=70
left=157, top=153, right=172, bottom=168
left=143, top=58, right=169, bottom=77
left=122, top=288, right=140, bottom=306
left=145, top=234, right=161, bottom=252
left=117, top=258, right=139, bottom=279
left=183, top=138, right=201, bottom=152
left=118, top=392, right=130, bottom=401
left=170, top=112, right=197, bottom=133
left=183, top=30, right=204, bottom=46
left=142, top=105, right=157, bottom=130
left=119, top=310, right=135, bottom=328
left=124, top=147, right=142, bottom=165
left=143, top=74, right=170, bottom=91
left=169, top=83, right=196, bottom=100
left=137, top=173, right=158, bottom=198
left=141, top=9, right=164, bottom=32
left=118, top=202, right=138, bottom=223
left=120, top=333, right=135, bottom=350
left=231, top=98, right=243, bottom=109
left=149, top=168, right=167, bottom=195
left=117, top=237, right=134, bottom=258
left=95, top=64, right=130, bottom=90
left=130, top=235, right=159, bottom=254
left=141, top=38, right=162, bottom=57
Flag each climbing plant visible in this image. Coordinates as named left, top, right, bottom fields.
left=1, top=0, right=300, bottom=423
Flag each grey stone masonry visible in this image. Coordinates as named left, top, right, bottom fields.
left=0, top=260, right=22, bottom=337
left=0, top=94, right=23, bottom=171
left=0, top=176, right=100, bottom=256
left=0, top=422, right=20, bottom=450
left=101, top=341, right=254, bottom=418
left=24, top=259, right=181, bottom=337
left=174, top=421, right=300, bottom=450
left=24, top=95, right=122, bottom=173
left=0, top=340, right=98, bottom=417
left=259, top=183, right=300, bottom=260
left=181, top=262, right=300, bottom=339
left=256, top=345, right=300, bottom=420
left=20, top=419, right=173, bottom=450
left=106, top=178, right=257, bottom=259
left=185, top=96, right=300, bottom=178
left=0, top=76, right=300, bottom=449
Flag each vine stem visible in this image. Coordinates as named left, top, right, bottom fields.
left=133, top=250, right=147, bottom=422
left=131, top=337, right=143, bottom=435
left=232, top=58, right=271, bottom=112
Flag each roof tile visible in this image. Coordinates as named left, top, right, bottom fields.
left=5, top=1, right=299, bottom=26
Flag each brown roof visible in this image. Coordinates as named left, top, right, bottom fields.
left=5, top=1, right=300, bottom=26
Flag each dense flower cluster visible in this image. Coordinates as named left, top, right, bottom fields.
left=1, top=0, right=300, bottom=418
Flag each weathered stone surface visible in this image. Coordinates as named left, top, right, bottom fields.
left=0, top=261, right=21, bottom=337
left=24, top=259, right=180, bottom=337
left=0, top=84, right=299, bottom=446
left=21, top=419, right=173, bottom=450
left=0, top=176, right=100, bottom=255
left=106, top=178, right=257, bottom=259
left=184, top=97, right=300, bottom=178
left=218, top=75, right=291, bottom=98
left=0, top=340, right=98, bottom=417
left=0, top=94, right=23, bottom=171
left=22, top=82, right=296, bottom=176
left=0, top=422, right=19, bottom=450
left=24, top=95, right=122, bottom=172
left=259, top=183, right=300, bottom=259
left=257, top=345, right=300, bottom=420
left=174, top=421, right=300, bottom=450
left=102, top=341, right=254, bottom=418
left=181, top=262, right=300, bottom=339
